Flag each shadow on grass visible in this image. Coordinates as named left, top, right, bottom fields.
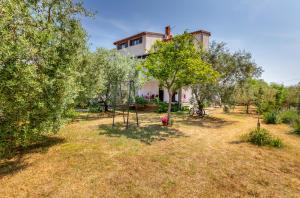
left=99, top=123, right=187, bottom=145
left=228, top=140, right=244, bottom=145
left=176, top=116, right=237, bottom=129
left=73, top=112, right=128, bottom=122
left=0, top=136, right=65, bottom=177
left=286, top=130, right=300, bottom=137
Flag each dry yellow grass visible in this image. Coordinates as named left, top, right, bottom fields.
left=1, top=107, right=300, bottom=197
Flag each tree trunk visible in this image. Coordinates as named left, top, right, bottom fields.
left=178, top=89, right=182, bottom=110
left=167, top=90, right=172, bottom=125
left=197, top=101, right=205, bottom=117
left=246, top=103, right=249, bottom=114
left=257, top=114, right=261, bottom=130
left=104, top=101, right=109, bottom=112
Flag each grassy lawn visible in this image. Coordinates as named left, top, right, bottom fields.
left=1, top=107, right=300, bottom=197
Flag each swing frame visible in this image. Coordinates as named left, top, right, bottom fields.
left=111, top=80, right=139, bottom=129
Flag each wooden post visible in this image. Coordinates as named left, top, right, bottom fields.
left=133, top=81, right=139, bottom=126
left=120, top=84, right=126, bottom=124
left=126, top=81, right=131, bottom=129
left=112, top=83, right=117, bottom=127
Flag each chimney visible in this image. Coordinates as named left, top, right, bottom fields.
left=165, top=25, right=172, bottom=39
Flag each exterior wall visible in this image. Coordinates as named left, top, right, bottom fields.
left=137, top=80, right=159, bottom=99
left=117, top=35, right=163, bottom=57
left=202, top=34, right=210, bottom=49
left=137, top=82, right=193, bottom=104
left=181, top=87, right=193, bottom=104
left=144, top=35, right=163, bottom=52
left=192, top=33, right=209, bottom=49
left=118, top=35, right=146, bottom=57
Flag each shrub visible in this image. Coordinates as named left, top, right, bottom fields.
left=248, top=128, right=272, bottom=146
left=269, top=138, right=284, bottom=148
left=293, top=119, right=300, bottom=134
left=242, top=128, right=283, bottom=148
left=156, top=102, right=168, bottom=113
left=171, top=103, right=180, bottom=112
left=64, top=108, right=80, bottom=120
left=154, top=100, right=182, bottom=113
left=277, top=110, right=299, bottom=124
left=181, top=106, right=190, bottom=112
left=135, top=96, right=148, bottom=106
left=89, top=103, right=103, bottom=113
left=263, top=111, right=278, bottom=124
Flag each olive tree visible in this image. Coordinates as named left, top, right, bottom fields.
left=192, top=42, right=263, bottom=113
left=0, top=0, right=90, bottom=156
left=78, top=48, right=140, bottom=112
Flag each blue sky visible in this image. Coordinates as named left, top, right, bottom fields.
left=81, top=0, right=300, bottom=85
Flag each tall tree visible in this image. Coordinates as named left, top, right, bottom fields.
left=286, top=83, right=300, bottom=112
left=0, top=0, right=90, bottom=156
left=192, top=41, right=263, bottom=113
left=141, top=33, right=218, bottom=124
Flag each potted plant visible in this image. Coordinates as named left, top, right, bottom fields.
left=161, top=115, right=169, bottom=126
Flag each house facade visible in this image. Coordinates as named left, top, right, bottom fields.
left=113, top=26, right=211, bottom=105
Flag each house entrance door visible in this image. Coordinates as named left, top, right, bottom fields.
left=159, top=89, right=164, bottom=101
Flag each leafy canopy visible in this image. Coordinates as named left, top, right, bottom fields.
left=142, top=33, right=218, bottom=92
left=77, top=48, right=140, bottom=110
left=0, top=0, right=89, bottom=156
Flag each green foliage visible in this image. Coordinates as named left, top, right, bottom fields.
left=156, top=102, right=169, bottom=113
left=135, top=96, right=148, bottom=106
left=88, top=103, right=103, bottom=113
left=0, top=0, right=90, bottom=157
left=269, top=138, right=284, bottom=148
left=243, top=128, right=283, bottom=148
left=154, top=100, right=181, bottom=113
left=293, top=119, right=300, bottom=134
left=291, top=117, right=300, bottom=135
left=286, top=84, right=300, bottom=112
left=248, top=128, right=272, bottom=146
left=263, top=111, right=278, bottom=124
left=192, top=42, right=262, bottom=112
left=270, top=83, right=287, bottom=111
left=277, top=110, right=299, bottom=124
left=171, top=103, right=181, bottom=112
left=141, top=33, right=218, bottom=122
left=64, top=109, right=80, bottom=121
left=78, top=48, right=140, bottom=111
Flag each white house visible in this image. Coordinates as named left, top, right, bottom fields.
left=113, top=26, right=211, bottom=104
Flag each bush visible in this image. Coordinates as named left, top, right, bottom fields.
left=156, top=102, right=168, bottom=113
left=89, top=103, right=103, bottom=113
left=135, top=96, right=148, bottom=106
left=293, top=119, right=300, bottom=134
left=155, top=101, right=182, bottom=113
left=242, top=128, right=283, bottom=148
left=263, top=111, right=278, bottom=124
left=248, top=128, right=272, bottom=146
left=269, top=138, right=284, bottom=148
left=64, top=108, right=80, bottom=120
left=171, top=103, right=181, bottom=112
left=277, top=110, right=299, bottom=124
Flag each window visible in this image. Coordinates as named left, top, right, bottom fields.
left=130, top=37, right=142, bottom=46
left=117, top=42, right=128, bottom=50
